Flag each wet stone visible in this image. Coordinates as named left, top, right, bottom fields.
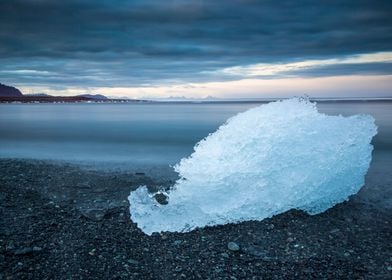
left=227, top=242, right=240, bottom=252
left=154, top=193, right=168, bottom=205
left=81, top=208, right=107, bottom=221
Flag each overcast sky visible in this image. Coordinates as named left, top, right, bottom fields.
left=0, top=0, right=391, bottom=98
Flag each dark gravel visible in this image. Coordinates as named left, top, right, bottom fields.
left=0, top=159, right=391, bottom=279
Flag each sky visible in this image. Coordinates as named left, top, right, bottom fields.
left=0, top=0, right=391, bottom=99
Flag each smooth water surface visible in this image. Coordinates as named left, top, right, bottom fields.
left=0, top=101, right=391, bottom=208
left=0, top=101, right=391, bottom=165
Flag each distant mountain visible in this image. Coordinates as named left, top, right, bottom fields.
left=25, top=93, right=52, bottom=97
left=0, top=84, right=136, bottom=103
left=147, top=95, right=221, bottom=102
left=77, top=94, right=108, bottom=100
left=0, top=83, right=23, bottom=97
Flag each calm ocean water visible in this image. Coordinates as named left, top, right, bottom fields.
left=1, top=101, right=391, bottom=208
left=0, top=101, right=391, bottom=166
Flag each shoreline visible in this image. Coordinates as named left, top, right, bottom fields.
left=1, top=158, right=391, bottom=279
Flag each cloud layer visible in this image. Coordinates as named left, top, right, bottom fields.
left=0, top=0, right=391, bottom=96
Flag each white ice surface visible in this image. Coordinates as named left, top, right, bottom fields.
left=129, top=98, right=377, bottom=235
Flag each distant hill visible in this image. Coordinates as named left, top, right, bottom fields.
left=77, top=94, right=108, bottom=100
left=24, top=93, right=52, bottom=97
left=147, top=95, right=221, bottom=102
left=0, top=83, right=139, bottom=103
left=0, top=83, right=23, bottom=97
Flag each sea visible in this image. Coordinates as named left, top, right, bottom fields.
left=0, top=101, right=391, bottom=208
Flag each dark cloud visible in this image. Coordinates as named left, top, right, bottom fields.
left=0, top=0, right=391, bottom=88
left=280, top=63, right=392, bottom=78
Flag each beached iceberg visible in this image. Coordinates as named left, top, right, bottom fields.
left=129, top=98, right=377, bottom=235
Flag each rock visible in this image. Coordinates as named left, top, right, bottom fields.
left=127, top=259, right=140, bottom=265
left=14, top=248, right=32, bottom=255
left=330, top=228, right=340, bottom=234
left=6, top=242, right=15, bottom=251
left=154, top=193, right=168, bottom=205
left=214, top=268, right=223, bottom=273
left=243, top=245, right=268, bottom=258
left=81, top=208, right=107, bottom=221
left=303, top=268, right=314, bottom=274
left=173, top=240, right=182, bottom=246
left=221, top=252, right=230, bottom=258
left=13, top=247, right=42, bottom=255
left=227, top=242, right=240, bottom=251
left=286, top=237, right=294, bottom=243
left=76, top=182, right=90, bottom=189
left=33, top=246, right=43, bottom=252
left=267, top=224, right=275, bottom=230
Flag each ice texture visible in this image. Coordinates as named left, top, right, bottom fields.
left=129, top=98, right=377, bottom=235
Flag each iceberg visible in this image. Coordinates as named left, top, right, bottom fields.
left=129, top=98, right=377, bottom=235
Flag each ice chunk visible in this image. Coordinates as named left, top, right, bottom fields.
left=129, top=98, right=377, bottom=235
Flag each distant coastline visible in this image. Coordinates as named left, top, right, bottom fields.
left=1, top=82, right=391, bottom=104
left=2, top=95, right=392, bottom=104
left=0, top=82, right=145, bottom=103
left=0, top=95, right=145, bottom=104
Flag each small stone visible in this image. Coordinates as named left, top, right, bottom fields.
left=286, top=237, right=294, bottom=243
left=174, top=266, right=182, bottom=272
left=214, top=268, right=223, bottom=273
left=32, top=246, right=43, bottom=252
left=14, top=247, right=34, bottom=255
left=267, top=224, right=275, bottom=230
left=173, top=240, right=182, bottom=246
left=154, top=193, right=168, bottom=205
left=330, top=228, right=340, bottom=234
left=128, top=259, right=139, bottom=265
left=6, top=243, right=15, bottom=251
left=303, top=268, right=314, bottom=274
left=387, top=266, right=392, bottom=271
left=221, top=252, right=230, bottom=258
left=227, top=242, right=240, bottom=251
left=81, top=209, right=107, bottom=221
